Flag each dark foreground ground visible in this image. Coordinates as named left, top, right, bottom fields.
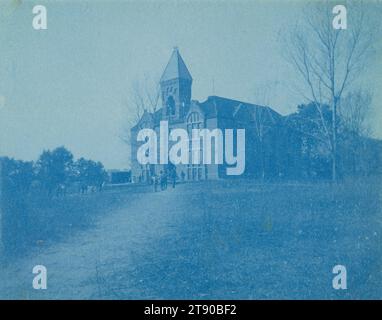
left=0, top=180, right=381, bottom=299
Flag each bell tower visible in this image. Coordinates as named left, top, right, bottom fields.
left=160, top=47, right=192, bottom=121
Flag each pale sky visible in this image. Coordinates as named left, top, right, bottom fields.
left=0, top=0, right=381, bottom=169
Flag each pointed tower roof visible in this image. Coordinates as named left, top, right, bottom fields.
left=160, top=47, right=192, bottom=82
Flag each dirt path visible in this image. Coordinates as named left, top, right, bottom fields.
left=1, top=181, right=380, bottom=299
left=0, top=186, right=185, bottom=299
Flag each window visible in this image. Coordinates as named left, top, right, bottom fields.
left=187, top=112, right=204, bottom=181
left=187, top=112, right=202, bottom=135
left=166, top=96, right=175, bottom=115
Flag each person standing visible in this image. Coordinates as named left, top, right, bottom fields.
left=170, top=168, right=177, bottom=188
left=163, top=171, right=168, bottom=190
left=152, top=175, right=158, bottom=192
left=159, top=171, right=164, bottom=191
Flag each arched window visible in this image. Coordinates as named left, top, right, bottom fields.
left=186, top=112, right=204, bottom=181
left=166, top=96, right=175, bottom=115
left=187, top=112, right=202, bottom=135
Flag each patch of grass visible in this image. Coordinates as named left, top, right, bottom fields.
left=111, top=179, right=382, bottom=299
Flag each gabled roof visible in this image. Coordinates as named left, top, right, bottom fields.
left=198, top=96, right=282, bottom=121
left=160, top=47, right=192, bottom=82
left=133, top=96, right=282, bottom=128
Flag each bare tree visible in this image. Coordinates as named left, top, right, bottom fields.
left=253, top=84, right=280, bottom=179
left=252, top=107, right=278, bottom=180
left=283, top=1, right=379, bottom=181
left=339, top=89, right=372, bottom=137
left=339, top=89, right=373, bottom=176
left=130, top=77, right=160, bottom=123
left=120, top=76, right=160, bottom=144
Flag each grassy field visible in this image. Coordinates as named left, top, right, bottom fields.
left=96, top=179, right=382, bottom=299
left=0, top=183, right=152, bottom=256
left=0, top=179, right=381, bottom=299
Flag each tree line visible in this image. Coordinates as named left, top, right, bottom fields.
left=282, top=98, right=381, bottom=179
left=0, top=146, right=107, bottom=198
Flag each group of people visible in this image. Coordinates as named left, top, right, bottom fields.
left=152, top=169, right=176, bottom=192
left=79, top=182, right=104, bottom=194
left=54, top=181, right=106, bottom=197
